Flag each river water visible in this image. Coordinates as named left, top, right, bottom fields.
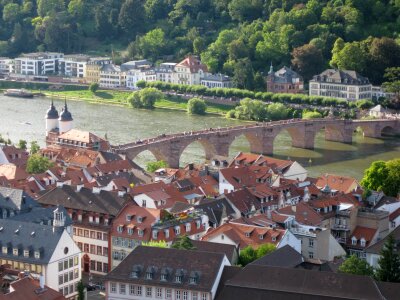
left=0, top=96, right=399, bottom=180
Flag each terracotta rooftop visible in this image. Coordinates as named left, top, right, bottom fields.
left=278, top=202, right=324, bottom=226
left=176, top=56, right=208, bottom=74
left=315, top=173, right=360, bottom=194
left=202, top=222, right=286, bottom=249
left=0, top=164, right=29, bottom=181
left=349, top=226, right=378, bottom=248
left=58, top=128, right=106, bottom=144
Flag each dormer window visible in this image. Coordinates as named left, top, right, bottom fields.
left=127, top=228, right=133, bottom=235
left=164, top=229, right=170, bottom=238
left=152, top=230, right=158, bottom=239
left=185, top=223, right=191, bottom=232
left=2, top=246, right=7, bottom=254
left=137, top=216, right=143, bottom=223
left=146, top=271, right=153, bottom=280
left=272, top=236, right=276, bottom=242
left=245, top=232, right=250, bottom=237
left=176, top=275, right=182, bottom=283
left=126, top=215, right=132, bottom=221
left=117, top=225, right=123, bottom=233
left=138, top=229, right=144, bottom=237
left=351, top=236, right=357, bottom=245
left=196, top=220, right=201, bottom=229
left=34, top=251, right=40, bottom=259
left=24, top=250, right=29, bottom=257
left=161, top=273, right=167, bottom=281
left=259, top=234, right=264, bottom=240
left=360, top=238, right=366, bottom=247
left=13, top=248, right=18, bottom=256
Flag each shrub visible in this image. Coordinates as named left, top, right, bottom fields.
left=187, top=98, right=207, bottom=115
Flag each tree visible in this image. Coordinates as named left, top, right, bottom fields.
left=361, top=159, right=400, bottom=197
left=232, top=58, right=254, bottom=90
left=3, top=3, right=21, bottom=23
left=338, top=255, right=374, bottom=276
left=228, top=0, right=263, bottom=22
left=171, top=236, right=196, bottom=250
left=382, top=67, right=400, bottom=109
left=302, top=111, right=322, bottom=119
left=137, top=29, right=167, bottom=61
left=234, top=98, right=268, bottom=121
left=142, top=240, right=168, bottom=248
left=375, top=234, right=400, bottom=282
left=118, top=0, right=145, bottom=36
left=187, top=98, right=207, bottom=115
left=239, top=243, right=276, bottom=266
left=26, top=154, right=54, bottom=174
left=291, top=43, right=325, bottom=82
left=77, top=279, right=85, bottom=300
left=17, top=139, right=27, bottom=150
left=266, top=103, right=288, bottom=121
left=30, top=141, right=40, bottom=154
left=146, top=160, right=168, bottom=172
left=128, top=88, right=163, bottom=109
left=333, top=42, right=368, bottom=74
left=89, top=83, right=99, bottom=93
left=37, top=0, right=65, bottom=17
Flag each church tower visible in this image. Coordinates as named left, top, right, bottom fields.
left=45, top=100, right=59, bottom=136
left=58, top=100, right=73, bottom=134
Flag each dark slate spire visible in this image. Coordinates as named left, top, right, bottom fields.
left=45, top=100, right=59, bottom=119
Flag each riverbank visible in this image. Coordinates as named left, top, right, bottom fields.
left=0, top=85, right=232, bottom=115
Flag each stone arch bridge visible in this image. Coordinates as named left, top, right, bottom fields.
left=113, top=118, right=400, bottom=168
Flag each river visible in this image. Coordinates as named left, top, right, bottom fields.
left=0, top=95, right=399, bottom=180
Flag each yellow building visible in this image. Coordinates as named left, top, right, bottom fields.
left=85, top=57, right=112, bottom=84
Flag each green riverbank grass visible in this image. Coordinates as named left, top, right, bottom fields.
left=32, top=89, right=232, bottom=115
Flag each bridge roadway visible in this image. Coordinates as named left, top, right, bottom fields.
left=113, top=118, right=400, bottom=168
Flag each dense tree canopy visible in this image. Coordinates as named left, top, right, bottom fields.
left=361, top=159, right=400, bottom=197
left=26, top=154, right=54, bottom=174
left=0, top=0, right=399, bottom=85
left=338, top=255, right=374, bottom=276
left=375, top=234, right=400, bottom=282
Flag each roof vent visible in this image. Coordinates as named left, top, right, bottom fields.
left=31, top=231, right=35, bottom=237
left=15, top=228, right=20, bottom=234
left=0, top=227, right=3, bottom=232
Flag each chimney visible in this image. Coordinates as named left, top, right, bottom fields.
left=266, top=208, right=272, bottom=219
left=18, top=272, right=25, bottom=279
left=291, top=205, right=296, bottom=213
left=204, top=164, right=209, bottom=175
left=56, top=181, right=64, bottom=188
left=188, top=163, right=194, bottom=170
left=76, top=184, right=84, bottom=192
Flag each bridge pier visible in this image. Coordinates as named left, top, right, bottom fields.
left=325, top=122, right=353, bottom=143
left=289, top=123, right=316, bottom=149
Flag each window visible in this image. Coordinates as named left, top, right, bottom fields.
left=166, top=289, right=172, bottom=299
left=69, top=271, right=73, bottom=281
left=137, top=286, right=142, bottom=296
left=192, top=292, right=198, bottom=300
left=120, top=283, right=126, bottom=294
left=128, top=228, right=133, bottom=235
left=360, top=238, right=366, bottom=247
left=59, top=275, right=63, bottom=285
left=13, top=248, right=18, bottom=256
left=64, top=260, right=68, bottom=270
left=351, top=237, right=357, bottom=245
left=59, top=261, right=63, bottom=272
left=24, top=250, right=29, bottom=257
left=185, top=223, right=191, bottom=232
left=259, top=234, right=264, bottom=240
left=97, top=232, right=102, bottom=240
left=165, top=229, right=170, bottom=238
left=309, top=239, right=314, bottom=248
left=176, top=290, right=181, bottom=300
left=161, top=274, right=167, bottom=281
left=152, top=230, right=158, bottom=239
left=130, top=284, right=135, bottom=295
left=111, top=282, right=116, bottom=293
left=142, top=200, right=147, bottom=207
left=174, top=226, right=181, bottom=235
left=126, top=214, right=132, bottom=221
left=196, top=220, right=201, bottom=229
left=117, top=226, right=123, bottom=233
left=64, top=273, right=68, bottom=283
left=146, top=286, right=152, bottom=297
left=309, top=252, right=314, bottom=259
left=138, top=229, right=144, bottom=237
left=146, top=272, right=153, bottom=280
left=176, top=275, right=182, bottom=283
left=74, top=269, right=79, bottom=279
left=183, top=291, right=188, bottom=300
left=2, top=246, right=7, bottom=254
left=74, top=256, right=79, bottom=266
left=202, top=293, right=208, bottom=300
left=156, top=287, right=162, bottom=298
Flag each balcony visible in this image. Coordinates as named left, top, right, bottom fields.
left=336, top=210, right=351, bottom=217
left=331, top=224, right=350, bottom=231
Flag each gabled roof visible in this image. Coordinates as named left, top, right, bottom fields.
left=3, top=276, right=66, bottom=300
left=0, top=218, right=66, bottom=265
left=37, top=185, right=128, bottom=216
left=202, top=222, right=286, bottom=249
left=250, top=245, right=303, bottom=268
left=315, top=173, right=360, bottom=194
left=349, top=226, right=378, bottom=248
left=223, top=189, right=261, bottom=215
left=189, top=240, right=238, bottom=264
left=9, top=206, right=73, bottom=227
left=365, top=226, right=400, bottom=254
left=0, top=187, right=38, bottom=211
left=176, top=56, right=208, bottom=73
left=58, top=129, right=107, bottom=144
left=196, top=198, right=236, bottom=225
left=278, top=202, right=324, bottom=226
left=105, top=246, right=227, bottom=292
left=216, top=265, right=390, bottom=300
left=0, top=164, right=28, bottom=181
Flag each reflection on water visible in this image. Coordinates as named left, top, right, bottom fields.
left=0, top=96, right=399, bottom=180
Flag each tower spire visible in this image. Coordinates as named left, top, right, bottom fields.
left=268, top=62, right=274, bottom=75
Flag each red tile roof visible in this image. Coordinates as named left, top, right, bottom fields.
left=0, top=164, right=29, bottom=181
left=3, top=276, right=66, bottom=300
left=220, top=166, right=272, bottom=190
left=389, top=208, right=400, bottom=222
left=316, top=174, right=360, bottom=194
left=202, top=222, right=286, bottom=249
left=278, top=202, right=324, bottom=226
left=176, top=56, right=208, bottom=73
left=349, top=226, right=378, bottom=248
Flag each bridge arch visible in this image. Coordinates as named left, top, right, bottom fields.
left=178, top=138, right=218, bottom=167
left=381, top=125, right=399, bottom=136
